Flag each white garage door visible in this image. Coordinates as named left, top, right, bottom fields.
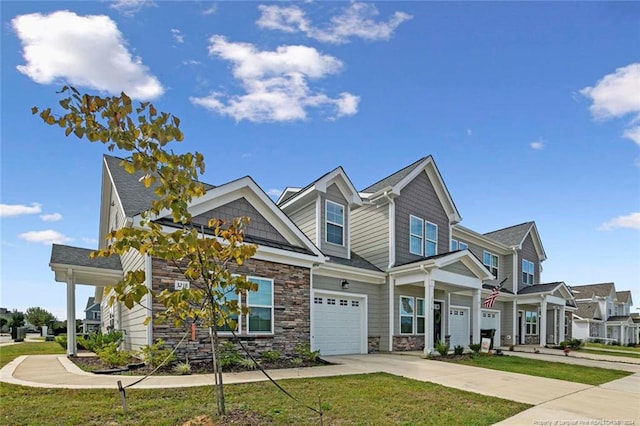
left=481, top=310, right=500, bottom=348
left=312, top=292, right=364, bottom=356
left=449, top=307, right=470, bottom=348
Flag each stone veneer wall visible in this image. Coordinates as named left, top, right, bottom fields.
left=524, top=334, right=540, bottom=345
left=392, top=335, right=424, bottom=351
left=151, top=257, right=310, bottom=363
left=368, top=336, right=380, bottom=353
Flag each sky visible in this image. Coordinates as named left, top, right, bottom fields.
left=1, top=1, right=639, bottom=321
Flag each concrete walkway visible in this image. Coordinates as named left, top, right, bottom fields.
left=1, top=352, right=638, bottom=424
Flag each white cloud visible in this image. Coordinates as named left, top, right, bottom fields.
left=19, top=230, right=73, bottom=245
left=190, top=36, right=359, bottom=122
left=530, top=140, right=545, bottom=150
left=266, top=188, right=283, bottom=197
left=182, top=60, right=201, bottom=66
left=40, top=213, right=62, bottom=222
left=110, top=0, right=155, bottom=17
left=82, top=237, right=98, bottom=244
left=12, top=11, right=164, bottom=100
left=0, top=203, right=42, bottom=217
left=599, top=212, right=640, bottom=231
left=171, top=28, right=184, bottom=44
left=256, top=3, right=412, bottom=44
left=580, top=63, right=640, bottom=146
left=202, top=4, right=217, bottom=16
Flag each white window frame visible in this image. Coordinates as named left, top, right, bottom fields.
left=525, top=310, right=537, bottom=335
left=522, top=259, right=535, bottom=285
left=416, top=297, right=425, bottom=334
left=409, top=215, right=424, bottom=255
left=451, top=239, right=468, bottom=251
left=325, top=200, right=345, bottom=246
left=399, top=296, right=415, bottom=335
left=425, top=221, right=438, bottom=256
left=483, top=251, right=499, bottom=279
left=246, top=276, right=274, bottom=334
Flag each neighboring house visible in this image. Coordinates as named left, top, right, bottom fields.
left=50, top=155, right=579, bottom=358
left=571, top=283, right=638, bottom=345
left=82, top=297, right=101, bottom=333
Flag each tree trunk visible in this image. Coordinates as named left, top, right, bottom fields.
left=210, top=326, right=226, bottom=415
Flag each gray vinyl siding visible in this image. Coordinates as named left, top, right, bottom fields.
left=449, top=293, right=472, bottom=307
left=320, top=184, right=349, bottom=258
left=288, top=201, right=317, bottom=245
left=464, top=239, right=514, bottom=292
left=313, top=275, right=383, bottom=338
left=119, top=249, right=149, bottom=351
left=394, top=285, right=425, bottom=335
left=518, top=234, right=539, bottom=291
left=379, top=281, right=390, bottom=350
left=441, top=261, right=475, bottom=277
left=194, top=197, right=288, bottom=244
left=501, top=301, right=515, bottom=345
left=351, top=203, right=390, bottom=270
left=394, top=172, right=449, bottom=266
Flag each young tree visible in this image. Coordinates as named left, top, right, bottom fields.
left=24, top=307, right=56, bottom=329
left=9, top=310, right=25, bottom=328
left=33, top=87, right=257, bottom=416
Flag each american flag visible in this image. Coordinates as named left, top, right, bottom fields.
left=482, top=277, right=508, bottom=308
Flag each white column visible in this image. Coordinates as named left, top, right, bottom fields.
left=424, top=277, right=435, bottom=355
left=512, top=300, right=518, bottom=345
left=540, top=298, right=547, bottom=347
left=472, top=288, right=481, bottom=345
left=553, top=308, right=558, bottom=345
left=560, top=305, right=566, bottom=343
left=389, top=276, right=395, bottom=352
left=66, top=268, right=77, bottom=356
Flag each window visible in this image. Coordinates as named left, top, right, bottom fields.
left=483, top=251, right=499, bottom=278
left=525, top=310, right=537, bottom=335
left=92, top=311, right=100, bottom=320
left=416, top=298, right=425, bottom=334
left=340, top=299, right=348, bottom=306
left=410, top=216, right=423, bottom=255
left=522, top=259, right=534, bottom=285
left=314, top=297, right=323, bottom=304
left=425, top=222, right=438, bottom=256
left=326, top=200, right=344, bottom=245
left=400, top=296, right=414, bottom=334
left=247, top=277, right=273, bottom=334
left=564, top=316, right=569, bottom=336
left=351, top=301, right=359, bottom=307
left=219, top=290, right=241, bottom=333
left=451, top=239, right=469, bottom=251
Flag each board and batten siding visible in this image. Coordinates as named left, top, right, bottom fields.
left=518, top=233, right=539, bottom=291
left=351, top=203, right=389, bottom=270
left=319, top=184, right=349, bottom=259
left=313, top=275, right=383, bottom=338
left=394, top=172, right=450, bottom=266
left=288, top=201, right=317, bottom=245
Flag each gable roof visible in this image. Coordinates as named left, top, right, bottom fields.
left=362, top=156, right=462, bottom=223
left=277, top=166, right=362, bottom=209
left=391, top=249, right=495, bottom=281
left=50, top=244, right=122, bottom=271
left=616, top=290, right=632, bottom=304
left=327, top=251, right=383, bottom=272
left=571, top=283, right=616, bottom=299
left=518, top=282, right=565, bottom=295
left=574, top=302, right=602, bottom=320
left=484, top=221, right=547, bottom=261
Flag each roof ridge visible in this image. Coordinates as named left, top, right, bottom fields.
left=483, top=221, right=533, bottom=235
left=361, top=155, right=430, bottom=192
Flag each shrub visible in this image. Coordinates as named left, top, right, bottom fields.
left=238, top=357, right=258, bottom=370
left=559, top=341, right=567, bottom=350
left=96, top=343, right=131, bottom=368
left=468, top=343, right=481, bottom=353
left=138, top=339, right=175, bottom=368
left=627, top=342, right=636, bottom=347
left=77, top=331, right=123, bottom=353
left=435, top=340, right=449, bottom=356
left=568, top=338, right=583, bottom=349
left=508, top=344, right=515, bottom=351
left=453, top=345, right=464, bottom=355
left=219, top=341, right=242, bottom=369
left=593, top=338, right=601, bottom=344
left=291, top=357, right=303, bottom=367
left=261, top=350, right=281, bottom=362
left=174, top=361, right=192, bottom=375
left=54, top=334, right=67, bottom=349
left=294, top=343, right=320, bottom=362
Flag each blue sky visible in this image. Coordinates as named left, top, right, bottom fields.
left=1, top=1, right=639, bottom=321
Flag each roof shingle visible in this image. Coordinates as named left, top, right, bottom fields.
left=483, top=222, right=533, bottom=247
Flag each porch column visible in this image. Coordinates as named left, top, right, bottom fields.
left=424, top=277, right=435, bottom=355
left=472, top=289, right=481, bottom=345
left=389, top=276, right=395, bottom=352
left=553, top=308, right=558, bottom=344
left=539, top=298, right=547, bottom=347
left=512, top=301, right=518, bottom=346
left=559, top=304, right=566, bottom=343
left=66, top=268, right=77, bottom=356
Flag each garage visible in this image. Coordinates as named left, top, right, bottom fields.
left=449, top=306, right=470, bottom=348
left=481, top=309, right=500, bottom=348
left=311, top=291, right=366, bottom=356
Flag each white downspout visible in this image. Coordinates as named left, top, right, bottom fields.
left=385, top=191, right=396, bottom=270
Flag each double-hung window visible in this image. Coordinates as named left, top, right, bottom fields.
left=219, top=289, right=241, bottom=333
left=525, top=310, right=537, bottom=335
left=247, top=277, right=273, bottom=334
left=522, top=259, right=534, bottom=285
left=483, top=251, right=499, bottom=278
left=425, top=222, right=438, bottom=256
left=400, top=296, right=414, bottom=334
left=451, top=239, right=468, bottom=251
left=326, top=200, right=344, bottom=246
left=416, top=298, right=425, bottom=334
left=410, top=215, right=438, bottom=256
left=409, top=216, right=424, bottom=255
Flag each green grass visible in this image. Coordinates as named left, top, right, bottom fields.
left=581, top=349, right=640, bottom=359
left=584, top=342, right=640, bottom=353
left=448, top=354, right=632, bottom=385
left=0, top=339, right=530, bottom=425
left=0, top=342, right=64, bottom=368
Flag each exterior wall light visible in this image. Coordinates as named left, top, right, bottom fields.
left=341, top=280, right=350, bottom=290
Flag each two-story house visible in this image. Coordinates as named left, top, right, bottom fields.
left=81, top=297, right=101, bottom=333
left=571, top=283, right=638, bottom=345
left=50, top=154, right=579, bottom=358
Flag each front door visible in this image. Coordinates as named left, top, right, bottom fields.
left=433, top=301, right=442, bottom=345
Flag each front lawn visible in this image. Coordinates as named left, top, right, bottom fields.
left=0, top=342, right=64, bottom=368
left=1, top=373, right=530, bottom=425
left=445, top=354, right=632, bottom=385
left=580, top=348, right=640, bottom=359
left=585, top=342, right=640, bottom=353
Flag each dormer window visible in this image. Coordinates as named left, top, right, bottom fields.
left=522, top=259, right=534, bottom=285
left=483, top=251, right=499, bottom=279
left=326, top=200, right=344, bottom=246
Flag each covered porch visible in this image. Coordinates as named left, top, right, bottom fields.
left=389, top=251, right=494, bottom=355
left=49, top=244, right=122, bottom=356
left=517, top=282, right=575, bottom=347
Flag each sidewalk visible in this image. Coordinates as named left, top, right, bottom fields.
left=1, top=352, right=638, bottom=424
